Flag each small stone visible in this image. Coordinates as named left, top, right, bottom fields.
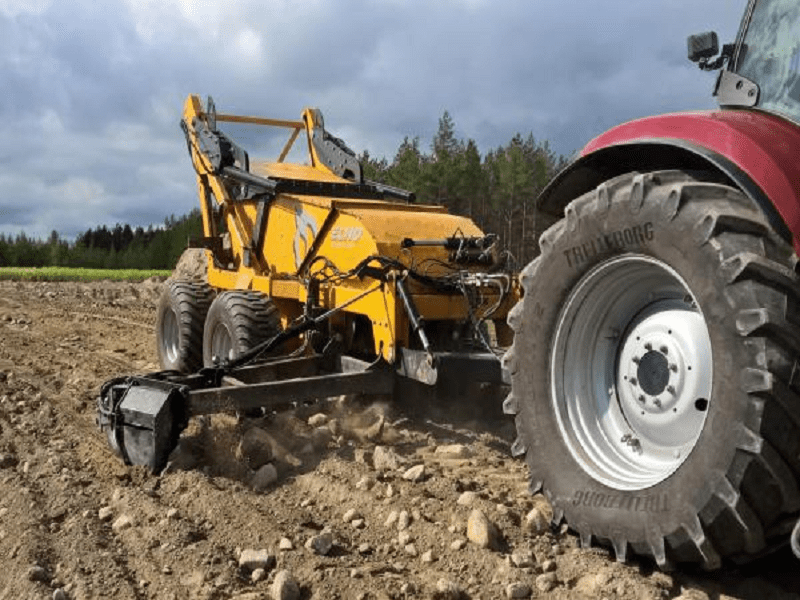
left=27, top=565, right=48, bottom=582
left=404, top=543, right=417, bottom=556
left=434, top=578, right=462, bottom=600
left=506, top=582, right=532, bottom=599
left=251, top=568, right=266, bottom=582
left=98, top=506, right=114, bottom=521
left=307, top=413, right=328, bottom=427
left=398, top=531, right=411, bottom=545
left=305, top=532, right=333, bottom=556
left=327, top=418, right=341, bottom=436
left=354, top=448, right=372, bottom=465
left=457, top=491, right=478, bottom=506
left=385, top=483, right=395, bottom=498
left=397, top=510, right=411, bottom=530
left=112, top=515, right=133, bottom=532
left=0, top=453, right=17, bottom=469
left=466, top=509, right=502, bottom=550
left=357, top=543, right=371, bottom=554
left=278, top=537, right=293, bottom=550
left=166, top=508, right=179, bottom=520
left=239, top=549, right=276, bottom=572
left=162, top=566, right=172, bottom=575
left=535, top=572, right=558, bottom=593
left=402, top=464, right=426, bottom=482
left=236, top=427, right=274, bottom=470
left=384, top=510, right=398, bottom=527
left=450, top=539, right=467, bottom=551
left=421, top=549, right=434, bottom=563
left=523, top=507, right=549, bottom=536
left=252, top=463, right=278, bottom=491
left=351, top=518, right=365, bottom=529
left=541, top=558, right=556, bottom=572
left=510, top=549, right=535, bottom=568
left=271, top=569, right=300, bottom=600
left=435, top=444, right=473, bottom=458
left=355, top=476, right=374, bottom=491
left=343, top=508, right=360, bottom=523
left=52, top=590, right=67, bottom=600
left=373, top=446, right=403, bottom=471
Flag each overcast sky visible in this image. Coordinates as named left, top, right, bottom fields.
left=1, top=0, right=745, bottom=240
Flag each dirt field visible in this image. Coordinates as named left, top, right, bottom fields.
left=0, top=279, right=799, bottom=600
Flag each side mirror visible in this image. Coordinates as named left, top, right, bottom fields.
left=688, top=31, right=719, bottom=62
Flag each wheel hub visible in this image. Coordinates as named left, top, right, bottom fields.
left=637, top=350, right=669, bottom=396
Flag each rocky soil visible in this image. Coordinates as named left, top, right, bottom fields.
left=0, top=279, right=799, bottom=599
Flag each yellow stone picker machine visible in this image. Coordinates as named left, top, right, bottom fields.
left=97, top=94, right=517, bottom=474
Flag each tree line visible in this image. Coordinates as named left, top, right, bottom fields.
left=0, top=211, right=203, bottom=269
left=0, top=111, right=569, bottom=270
left=360, top=111, right=569, bottom=266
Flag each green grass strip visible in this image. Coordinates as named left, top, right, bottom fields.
left=0, top=267, right=172, bottom=282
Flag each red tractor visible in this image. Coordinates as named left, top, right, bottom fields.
left=506, top=0, right=800, bottom=568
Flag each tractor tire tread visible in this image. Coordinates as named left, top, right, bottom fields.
left=508, top=170, right=800, bottom=568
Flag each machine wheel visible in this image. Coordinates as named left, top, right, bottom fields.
left=505, top=170, right=800, bottom=568
left=202, top=291, right=282, bottom=366
left=156, top=281, right=215, bottom=372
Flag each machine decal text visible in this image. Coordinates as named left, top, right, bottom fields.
left=563, top=222, right=654, bottom=268
left=572, top=489, right=668, bottom=513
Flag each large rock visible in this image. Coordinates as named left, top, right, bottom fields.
left=236, top=428, right=274, bottom=470
left=522, top=507, right=549, bottom=536
left=372, top=445, right=403, bottom=471
left=252, top=464, right=278, bottom=491
left=271, top=570, right=300, bottom=600
left=239, top=549, right=275, bottom=572
left=466, top=509, right=502, bottom=551
left=305, top=532, right=333, bottom=556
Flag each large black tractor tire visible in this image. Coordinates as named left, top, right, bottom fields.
left=202, top=290, right=282, bottom=367
left=156, top=281, right=215, bottom=372
left=505, top=170, right=800, bottom=568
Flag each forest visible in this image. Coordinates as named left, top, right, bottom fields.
left=0, top=111, right=569, bottom=270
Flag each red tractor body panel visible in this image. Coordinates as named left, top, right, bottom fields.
left=582, top=110, right=800, bottom=253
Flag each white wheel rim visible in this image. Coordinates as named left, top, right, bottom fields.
left=160, top=308, right=180, bottom=364
left=210, top=322, right=234, bottom=364
left=551, top=254, right=712, bottom=491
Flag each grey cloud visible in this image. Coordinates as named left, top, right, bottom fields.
left=0, top=0, right=749, bottom=240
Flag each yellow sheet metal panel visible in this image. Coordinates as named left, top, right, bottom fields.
left=251, top=161, right=350, bottom=184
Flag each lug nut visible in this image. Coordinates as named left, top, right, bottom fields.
left=630, top=377, right=638, bottom=386
left=638, top=395, right=645, bottom=403
left=670, top=363, right=678, bottom=372
left=632, top=356, right=640, bottom=364
left=645, top=343, right=652, bottom=351
left=660, top=346, right=668, bottom=354
left=653, top=399, right=662, bottom=408
left=667, top=385, right=676, bottom=395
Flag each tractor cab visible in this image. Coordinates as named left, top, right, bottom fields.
left=690, top=0, right=800, bottom=123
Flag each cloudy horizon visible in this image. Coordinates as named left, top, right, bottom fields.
left=1, top=0, right=745, bottom=241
